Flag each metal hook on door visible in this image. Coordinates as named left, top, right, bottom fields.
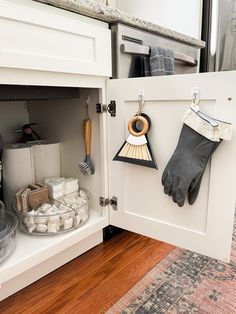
left=191, top=87, right=200, bottom=112
left=137, top=90, right=145, bottom=115
left=191, top=87, right=200, bottom=106
left=85, top=96, right=90, bottom=119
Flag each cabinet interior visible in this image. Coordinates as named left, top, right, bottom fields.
left=0, top=85, right=103, bottom=214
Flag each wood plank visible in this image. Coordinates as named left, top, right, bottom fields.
left=0, top=232, right=174, bottom=314
left=0, top=231, right=142, bottom=312
left=27, top=235, right=158, bottom=313
left=66, top=242, right=174, bottom=314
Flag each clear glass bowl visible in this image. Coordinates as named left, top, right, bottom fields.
left=13, top=189, right=90, bottom=236
left=0, top=211, right=18, bottom=264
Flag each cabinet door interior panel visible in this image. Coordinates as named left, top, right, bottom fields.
left=107, top=71, right=236, bottom=262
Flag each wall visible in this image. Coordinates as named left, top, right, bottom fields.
left=115, top=0, right=203, bottom=39
left=0, top=101, right=29, bottom=143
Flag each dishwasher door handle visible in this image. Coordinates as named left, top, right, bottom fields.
left=120, top=43, right=198, bottom=67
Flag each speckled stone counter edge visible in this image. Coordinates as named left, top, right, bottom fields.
left=34, top=0, right=205, bottom=48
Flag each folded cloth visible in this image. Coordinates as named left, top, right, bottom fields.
left=144, top=46, right=174, bottom=76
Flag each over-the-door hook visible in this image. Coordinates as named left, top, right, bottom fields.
left=191, top=87, right=200, bottom=112
left=137, top=90, right=145, bottom=115
left=192, top=87, right=200, bottom=105
left=85, top=96, right=90, bottom=119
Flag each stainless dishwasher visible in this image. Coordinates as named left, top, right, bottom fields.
left=111, top=23, right=200, bottom=78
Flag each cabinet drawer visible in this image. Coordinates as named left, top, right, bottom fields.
left=0, top=0, right=111, bottom=77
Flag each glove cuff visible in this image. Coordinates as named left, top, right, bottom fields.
left=182, top=108, right=232, bottom=142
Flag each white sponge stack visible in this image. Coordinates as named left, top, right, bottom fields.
left=45, top=177, right=79, bottom=198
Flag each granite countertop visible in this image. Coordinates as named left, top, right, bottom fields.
left=34, top=0, right=205, bottom=48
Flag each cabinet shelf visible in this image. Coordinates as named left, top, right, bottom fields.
left=0, top=210, right=108, bottom=287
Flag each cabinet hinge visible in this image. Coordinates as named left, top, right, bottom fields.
left=99, top=196, right=118, bottom=210
left=96, top=101, right=116, bottom=117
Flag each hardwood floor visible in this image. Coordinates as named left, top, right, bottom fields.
left=0, top=231, right=174, bottom=314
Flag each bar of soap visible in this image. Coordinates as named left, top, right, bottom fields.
left=45, top=177, right=64, bottom=198
left=28, top=224, right=36, bottom=233
left=60, top=212, right=71, bottom=224
left=48, top=222, right=58, bottom=233
left=63, top=178, right=79, bottom=195
left=63, top=217, right=73, bottom=230
left=24, top=216, right=35, bottom=227
left=47, top=184, right=63, bottom=198
left=48, top=215, right=60, bottom=223
left=36, top=224, right=47, bottom=232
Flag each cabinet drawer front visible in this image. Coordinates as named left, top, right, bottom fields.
left=107, top=71, right=236, bottom=262
left=0, top=0, right=111, bottom=77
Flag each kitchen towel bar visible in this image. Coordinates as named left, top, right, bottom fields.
left=121, top=43, right=198, bottom=67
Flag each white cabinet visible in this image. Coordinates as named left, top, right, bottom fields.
left=0, top=0, right=236, bottom=302
left=1, top=71, right=236, bottom=302
left=107, top=72, right=236, bottom=262
left=0, top=0, right=111, bottom=77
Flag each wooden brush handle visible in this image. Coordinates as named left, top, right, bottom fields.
left=83, top=119, right=92, bottom=155
left=128, top=115, right=149, bottom=137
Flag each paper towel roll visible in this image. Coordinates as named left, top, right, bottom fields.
left=2, top=144, right=35, bottom=209
left=33, top=142, right=61, bottom=183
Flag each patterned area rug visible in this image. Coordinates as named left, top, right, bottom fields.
left=107, top=217, right=236, bottom=314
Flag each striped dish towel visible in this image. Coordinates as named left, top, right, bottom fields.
left=144, top=47, right=174, bottom=76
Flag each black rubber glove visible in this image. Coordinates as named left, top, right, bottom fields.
left=162, top=124, right=220, bottom=207
left=187, top=140, right=222, bottom=205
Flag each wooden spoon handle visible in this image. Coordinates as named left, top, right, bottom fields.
left=83, top=119, right=92, bottom=155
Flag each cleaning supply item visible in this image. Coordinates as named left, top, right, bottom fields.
left=79, top=98, right=95, bottom=175
left=162, top=109, right=232, bottom=207
left=187, top=140, right=221, bottom=205
left=113, top=113, right=157, bottom=169
left=13, top=123, right=41, bottom=143
left=45, top=177, right=65, bottom=198
left=79, top=119, right=95, bottom=175
left=63, top=178, right=79, bottom=195
left=45, top=177, right=79, bottom=198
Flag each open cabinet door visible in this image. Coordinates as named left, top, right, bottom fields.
left=107, top=71, right=236, bottom=262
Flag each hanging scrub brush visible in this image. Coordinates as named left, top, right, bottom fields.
left=79, top=97, right=95, bottom=175
left=113, top=113, right=157, bottom=169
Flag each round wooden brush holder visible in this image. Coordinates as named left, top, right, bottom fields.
left=128, top=115, right=149, bottom=137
